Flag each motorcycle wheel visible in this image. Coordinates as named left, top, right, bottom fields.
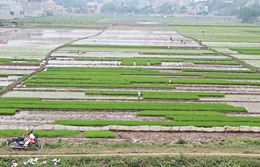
left=8, top=141, right=19, bottom=152
left=35, top=141, right=43, bottom=151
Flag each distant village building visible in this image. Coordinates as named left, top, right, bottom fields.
left=43, top=0, right=66, bottom=16
left=0, top=0, right=24, bottom=20
left=0, top=0, right=43, bottom=20
left=86, top=1, right=99, bottom=15
left=21, top=0, right=43, bottom=17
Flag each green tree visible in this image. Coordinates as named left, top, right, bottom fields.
left=159, top=3, right=174, bottom=14
left=239, top=7, right=260, bottom=23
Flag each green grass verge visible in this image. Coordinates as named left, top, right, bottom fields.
left=0, top=109, right=19, bottom=115
left=0, top=130, right=80, bottom=138
left=54, top=120, right=260, bottom=127
left=223, top=138, right=260, bottom=142
left=85, top=131, right=115, bottom=138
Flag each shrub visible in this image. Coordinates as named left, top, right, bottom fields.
left=176, top=139, right=187, bottom=144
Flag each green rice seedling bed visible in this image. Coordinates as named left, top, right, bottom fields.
left=171, top=26, right=260, bottom=34
left=25, top=83, right=176, bottom=89
left=0, top=97, right=246, bottom=112
left=181, top=69, right=256, bottom=73
left=60, top=46, right=216, bottom=54
left=168, top=115, right=260, bottom=122
left=74, top=57, right=233, bottom=66
left=170, top=78, right=255, bottom=85
left=193, top=61, right=241, bottom=65
left=0, top=130, right=80, bottom=138
left=0, top=109, right=19, bottom=115
left=230, top=48, right=260, bottom=54
left=63, top=44, right=168, bottom=50
left=85, top=90, right=138, bottom=96
left=85, top=90, right=225, bottom=100
left=142, top=92, right=224, bottom=100
left=75, top=57, right=232, bottom=62
left=137, top=111, right=225, bottom=117
left=0, top=74, right=8, bottom=77
left=85, top=131, right=115, bottom=138
left=28, top=67, right=260, bottom=86
left=142, top=52, right=217, bottom=55
left=54, top=120, right=260, bottom=127
left=201, top=73, right=260, bottom=80
left=186, top=35, right=260, bottom=43
left=0, top=58, right=41, bottom=65
left=26, top=78, right=129, bottom=85
left=0, top=97, right=42, bottom=101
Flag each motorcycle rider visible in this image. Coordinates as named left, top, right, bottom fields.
left=23, top=132, right=30, bottom=147
left=23, top=129, right=35, bottom=147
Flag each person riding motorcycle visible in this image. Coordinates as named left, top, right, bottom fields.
left=23, top=129, right=35, bottom=147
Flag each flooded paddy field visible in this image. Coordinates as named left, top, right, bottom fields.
left=0, top=21, right=260, bottom=143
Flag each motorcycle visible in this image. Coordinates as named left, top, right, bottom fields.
left=7, top=129, right=43, bottom=152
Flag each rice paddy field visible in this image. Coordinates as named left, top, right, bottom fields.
left=0, top=16, right=260, bottom=146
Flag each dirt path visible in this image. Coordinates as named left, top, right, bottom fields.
left=1, top=152, right=260, bottom=157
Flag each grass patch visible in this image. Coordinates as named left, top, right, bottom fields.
left=85, top=131, right=115, bottom=138
left=0, top=130, right=80, bottom=138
